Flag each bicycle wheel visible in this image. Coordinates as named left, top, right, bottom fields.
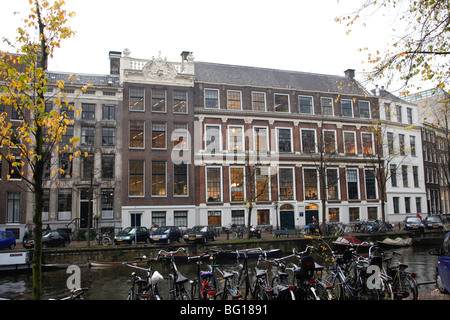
left=324, top=273, right=344, bottom=300
left=394, top=274, right=418, bottom=300
left=101, top=237, right=111, bottom=246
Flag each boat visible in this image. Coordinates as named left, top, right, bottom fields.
left=157, top=253, right=211, bottom=263
left=88, top=259, right=151, bottom=268
left=377, top=237, right=412, bottom=248
left=217, top=248, right=282, bottom=260
left=332, top=236, right=373, bottom=252
left=0, top=251, right=32, bottom=272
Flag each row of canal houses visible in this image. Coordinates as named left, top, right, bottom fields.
left=1, top=49, right=447, bottom=240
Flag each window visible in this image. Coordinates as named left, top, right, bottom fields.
left=405, top=197, right=411, bottom=213
left=277, top=128, right=292, bottom=152
left=228, top=125, right=244, bottom=151
left=208, top=211, right=221, bottom=226
left=206, top=167, right=222, bottom=202
left=365, top=169, right=377, bottom=200
left=102, top=154, right=114, bottom=179
left=58, top=189, right=72, bottom=221
left=362, top=132, right=374, bottom=155
left=102, top=105, right=115, bottom=120
left=399, top=134, right=405, bottom=155
left=396, top=105, right=402, bottom=122
left=390, top=164, right=397, bottom=187
left=402, top=165, right=408, bottom=187
left=8, top=160, right=21, bottom=180
left=205, top=125, right=221, bottom=153
left=232, top=210, right=245, bottom=225
left=329, top=208, right=340, bottom=221
left=359, top=101, right=371, bottom=118
left=252, top=92, right=266, bottom=111
left=385, top=103, right=391, bottom=121
left=304, top=168, right=318, bottom=200
left=387, top=132, right=394, bottom=155
left=407, top=107, right=413, bottom=124
left=254, top=127, right=269, bottom=153
left=257, top=209, right=270, bottom=225
left=274, top=94, right=289, bottom=112
left=230, top=167, right=245, bottom=201
left=151, top=89, right=166, bottom=112
left=299, top=96, right=313, bottom=114
left=152, top=161, right=166, bottom=196
left=173, top=90, right=187, bottom=113
left=129, top=87, right=145, bottom=111
left=174, top=211, right=188, bottom=228
left=227, top=90, right=242, bottom=110
left=341, top=99, right=353, bottom=117
left=256, top=167, right=270, bottom=201
left=81, top=153, right=94, bottom=179
left=413, top=166, right=419, bottom=187
left=173, top=123, right=188, bottom=150
left=321, top=97, right=333, bottom=116
left=174, top=163, right=188, bottom=196
left=344, top=132, right=356, bottom=154
left=59, top=153, right=72, bottom=179
left=393, top=197, right=400, bottom=213
left=42, top=189, right=50, bottom=221
left=129, top=160, right=144, bottom=196
left=129, top=121, right=144, bottom=148
left=410, top=136, right=416, bottom=156
left=349, top=207, right=360, bottom=221
left=368, top=207, right=378, bottom=220
left=61, top=103, right=74, bottom=119
left=205, top=89, right=219, bottom=109
left=102, top=127, right=115, bottom=146
left=152, top=122, right=166, bottom=149
left=81, top=126, right=95, bottom=145
left=416, top=197, right=422, bottom=214
left=301, top=129, right=316, bottom=153
left=82, top=103, right=95, bottom=120
left=7, top=192, right=20, bottom=223
left=347, top=169, right=359, bottom=200
left=101, top=189, right=114, bottom=219
left=324, top=130, right=336, bottom=153
left=327, top=168, right=339, bottom=200
left=278, top=167, right=295, bottom=201
left=61, top=126, right=73, bottom=144
left=152, top=211, right=166, bottom=227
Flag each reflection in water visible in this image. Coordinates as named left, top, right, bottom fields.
left=0, top=245, right=440, bottom=300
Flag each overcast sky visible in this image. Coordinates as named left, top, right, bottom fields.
left=1, top=0, right=399, bottom=90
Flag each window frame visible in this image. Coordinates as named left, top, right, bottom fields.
left=276, top=127, right=293, bottom=153
left=299, top=95, right=314, bottom=114
left=204, top=88, right=220, bottom=109
left=274, top=93, right=290, bottom=113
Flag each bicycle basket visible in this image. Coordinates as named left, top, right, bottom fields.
left=295, top=255, right=315, bottom=280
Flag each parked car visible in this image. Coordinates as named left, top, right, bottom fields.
left=23, top=230, right=70, bottom=248
left=114, top=226, right=150, bottom=245
left=183, top=226, right=216, bottom=243
left=403, top=216, right=425, bottom=231
left=429, top=232, right=450, bottom=294
left=423, top=215, right=444, bottom=229
left=149, top=226, right=181, bottom=244
left=0, top=231, right=16, bottom=250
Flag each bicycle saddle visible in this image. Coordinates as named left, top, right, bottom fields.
left=176, top=271, right=189, bottom=284
left=222, top=271, right=235, bottom=279
left=254, top=267, right=267, bottom=278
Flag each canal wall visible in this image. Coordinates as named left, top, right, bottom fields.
left=39, top=230, right=446, bottom=266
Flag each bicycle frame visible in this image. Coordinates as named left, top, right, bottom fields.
left=158, top=248, right=191, bottom=300
left=123, top=261, right=163, bottom=300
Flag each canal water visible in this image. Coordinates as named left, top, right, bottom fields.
left=0, top=244, right=440, bottom=300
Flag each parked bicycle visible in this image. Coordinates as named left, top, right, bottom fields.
left=189, top=251, right=222, bottom=300
left=382, top=249, right=418, bottom=300
left=93, top=231, right=112, bottom=246
left=123, top=260, right=163, bottom=300
left=157, top=248, right=191, bottom=300
left=259, top=252, right=296, bottom=300
left=50, top=287, right=88, bottom=300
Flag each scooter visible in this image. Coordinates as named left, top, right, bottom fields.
left=249, top=226, right=261, bottom=239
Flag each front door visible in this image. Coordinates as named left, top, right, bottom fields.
left=280, top=211, right=295, bottom=230
left=305, top=210, right=319, bottom=225
left=80, top=201, right=93, bottom=228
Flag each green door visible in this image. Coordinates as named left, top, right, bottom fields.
left=305, top=210, right=319, bottom=225
left=280, top=211, right=295, bottom=229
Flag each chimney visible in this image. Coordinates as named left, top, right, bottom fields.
left=109, top=51, right=122, bottom=75
left=181, top=51, right=193, bottom=62
left=344, top=69, right=355, bottom=79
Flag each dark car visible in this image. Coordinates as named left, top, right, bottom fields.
left=0, top=231, right=16, bottom=250
left=114, top=226, right=150, bottom=245
left=423, top=215, right=444, bottom=229
left=149, top=226, right=181, bottom=244
left=403, top=216, right=425, bottom=231
left=429, top=232, right=450, bottom=294
left=23, top=230, right=70, bottom=248
left=183, top=226, right=216, bottom=243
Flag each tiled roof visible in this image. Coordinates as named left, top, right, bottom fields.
left=194, top=61, right=369, bottom=96
left=47, top=71, right=121, bottom=87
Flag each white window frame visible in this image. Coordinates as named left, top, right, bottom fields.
left=278, top=167, right=296, bottom=201
left=323, top=129, right=337, bottom=154
left=346, top=168, right=360, bottom=200
left=252, top=91, right=267, bottom=111
left=301, top=128, right=317, bottom=153
left=206, top=166, right=223, bottom=203
left=253, top=126, right=270, bottom=152
left=274, top=93, right=290, bottom=113
left=204, top=88, right=220, bottom=109
left=276, top=127, right=293, bottom=153
left=227, top=90, right=242, bottom=110
left=343, top=131, right=357, bottom=154
left=341, top=99, right=354, bottom=118
left=204, top=124, right=222, bottom=152
left=229, top=166, right=246, bottom=202
left=361, top=132, right=374, bottom=155
left=320, top=97, right=334, bottom=116
left=227, top=125, right=245, bottom=152
left=298, top=95, right=314, bottom=114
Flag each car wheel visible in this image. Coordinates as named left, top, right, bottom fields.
left=146, top=238, right=150, bottom=244
left=64, top=241, right=70, bottom=247
left=436, top=272, right=449, bottom=294
left=167, top=238, right=171, bottom=244
left=9, top=243, right=15, bottom=250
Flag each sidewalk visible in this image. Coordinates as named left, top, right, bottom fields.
left=419, top=289, right=450, bottom=300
